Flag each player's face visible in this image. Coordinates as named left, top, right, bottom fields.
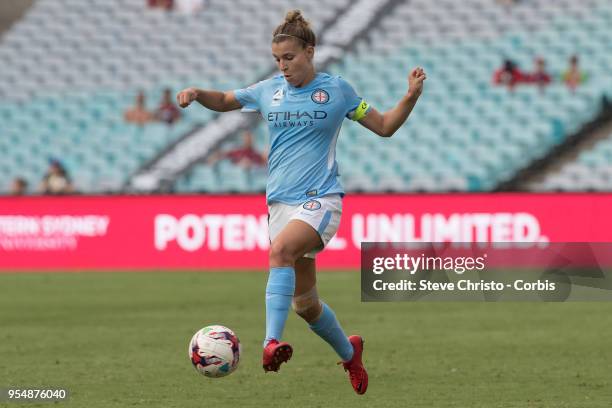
left=272, top=40, right=314, bottom=87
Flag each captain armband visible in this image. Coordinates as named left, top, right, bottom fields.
left=348, top=100, right=371, bottom=121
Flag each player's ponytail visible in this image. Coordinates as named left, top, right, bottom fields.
left=272, top=10, right=316, bottom=47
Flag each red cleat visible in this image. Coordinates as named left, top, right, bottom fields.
left=340, top=335, right=368, bottom=395
left=262, top=339, right=293, bottom=372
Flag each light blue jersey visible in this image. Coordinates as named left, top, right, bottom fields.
left=234, top=73, right=370, bottom=204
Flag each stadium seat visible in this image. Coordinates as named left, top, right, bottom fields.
left=2, top=0, right=611, bottom=193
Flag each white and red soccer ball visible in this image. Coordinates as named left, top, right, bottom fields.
left=189, top=325, right=241, bottom=378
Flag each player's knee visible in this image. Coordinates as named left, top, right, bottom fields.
left=292, top=288, right=322, bottom=323
left=269, top=240, right=297, bottom=266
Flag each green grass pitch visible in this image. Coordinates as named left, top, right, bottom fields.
left=1, top=271, right=611, bottom=407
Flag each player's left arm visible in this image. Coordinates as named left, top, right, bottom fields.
left=358, top=67, right=426, bottom=138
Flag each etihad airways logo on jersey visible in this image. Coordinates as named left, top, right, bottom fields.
left=267, top=111, right=328, bottom=128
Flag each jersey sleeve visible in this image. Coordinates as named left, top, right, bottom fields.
left=234, top=80, right=266, bottom=112
left=337, top=76, right=372, bottom=121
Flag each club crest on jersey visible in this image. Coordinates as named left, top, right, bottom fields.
left=302, top=200, right=322, bottom=211
left=271, top=88, right=285, bottom=106
left=311, top=89, right=329, bottom=104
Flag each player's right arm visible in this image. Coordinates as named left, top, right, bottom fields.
left=176, top=88, right=242, bottom=112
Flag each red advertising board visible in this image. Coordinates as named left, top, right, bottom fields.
left=1, top=194, right=612, bottom=270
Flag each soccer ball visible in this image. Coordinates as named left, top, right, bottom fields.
left=189, top=325, right=241, bottom=378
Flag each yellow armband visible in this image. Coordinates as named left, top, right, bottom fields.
left=350, top=100, right=370, bottom=121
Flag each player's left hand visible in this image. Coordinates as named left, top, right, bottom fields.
left=408, top=67, right=426, bottom=98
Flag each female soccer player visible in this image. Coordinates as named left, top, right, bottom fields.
left=177, top=10, right=425, bottom=395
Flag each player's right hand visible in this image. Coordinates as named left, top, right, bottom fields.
left=176, top=88, right=198, bottom=108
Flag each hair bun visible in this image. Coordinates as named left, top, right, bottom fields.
left=273, top=9, right=316, bottom=46
left=285, top=9, right=307, bottom=25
